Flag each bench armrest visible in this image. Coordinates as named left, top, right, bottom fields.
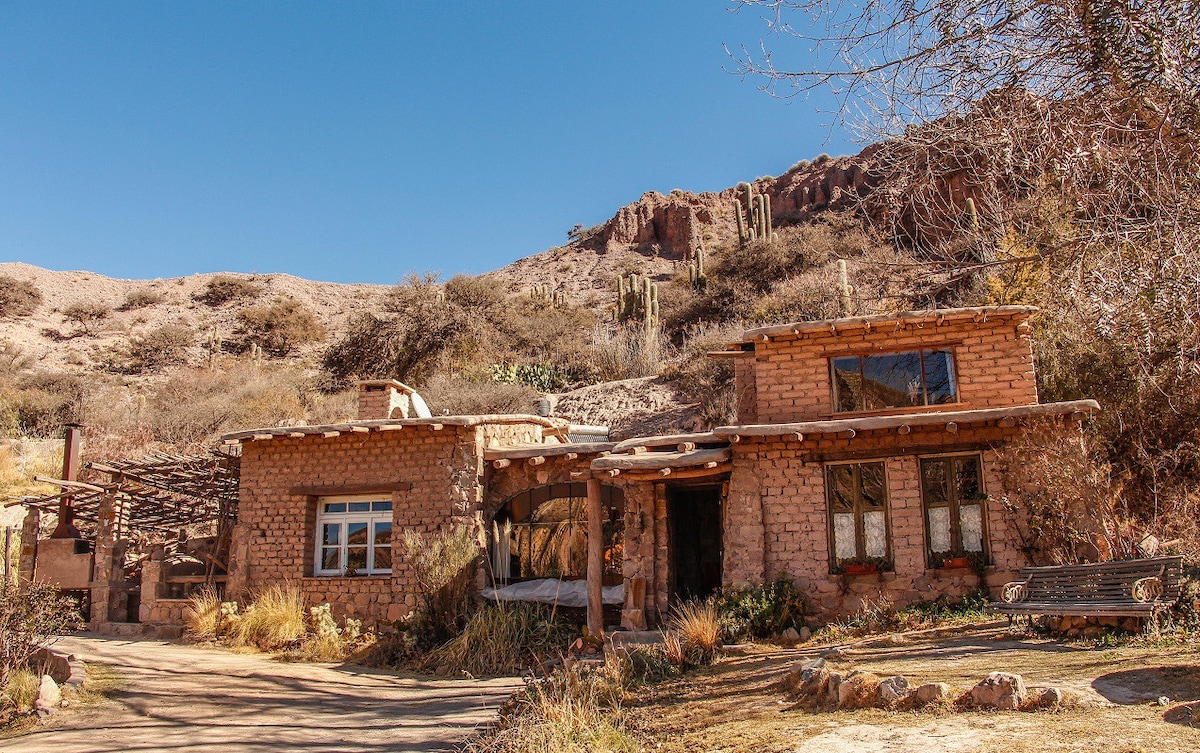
left=1131, top=576, right=1164, bottom=603
left=1001, top=580, right=1029, bottom=603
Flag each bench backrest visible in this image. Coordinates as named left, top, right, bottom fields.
left=1018, top=556, right=1184, bottom=602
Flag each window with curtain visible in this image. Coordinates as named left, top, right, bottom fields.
left=314, top=496, right=393, bottom=576
left=920, top=454, right=988, bottom=566
left=830, top=348, right=958, bottom=412
left=825, top=462, right=891, bottom=570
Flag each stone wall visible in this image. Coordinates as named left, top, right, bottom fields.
left=723, top=422, right=1036, bottom=618
left=744, top=312, right=1037, bottom=424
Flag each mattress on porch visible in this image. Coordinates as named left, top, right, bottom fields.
left=482, top=578, right=624, bottom=608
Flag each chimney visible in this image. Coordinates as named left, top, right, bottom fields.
left=355, top=380, right=419, bottom=420
left=51, top=423, right=83, bottom=539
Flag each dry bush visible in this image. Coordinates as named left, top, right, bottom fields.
left=462, top=667, right=638, bottom=753
left=235, top=296, right=325, bottom=357
left=120, top=324, right=193, bottom=373
left=0, top=668, right=39, bottom=714
left=232, top=583, right=306, bottom=650
left=193, top=275, right=261, bottom=306
left=61, top=301, right=111, bottom=336
left=0, top=277, right=41, bottom=320
left=119, top=289, right=164, bottom=311
left=588, top=324, right=667, bottom=382
left=0, top=371, right=85, bottom=438
left=668, top=601, right=722, bottom=666
left=661, top=323, right=741, bottom=426
left=0, top=581, right=82, bottom=686
left=398, top=525, right=479, bottom=645
left=420, top=374, right=536, bottom=415
left=183, top=588, right=230, bottom=641
left=420, top=601, right=574, bottom=676
left=144, top=361, right=307, bottom=449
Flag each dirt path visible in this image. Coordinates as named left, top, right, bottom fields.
left=3, top=634, right=520, bottom=753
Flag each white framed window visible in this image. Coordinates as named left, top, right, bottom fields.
left=314, top=495, right=393, bottom=576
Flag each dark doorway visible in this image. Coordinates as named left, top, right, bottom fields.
left=669, top=485, right=723, bottom=602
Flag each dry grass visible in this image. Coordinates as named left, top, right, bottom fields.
left=0, top=670, right=39, bottom=713
left=669, top=602, right=722, bottom=665
left=231, top=584, right=306, bottom=650
left=463, top=669, right=639, bottom=753
left=183, top=588, right=231, bottom=641
left=420, top=601, right=573, bottom=677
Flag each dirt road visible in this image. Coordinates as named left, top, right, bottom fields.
left=3, top=634, right=520, bottom=753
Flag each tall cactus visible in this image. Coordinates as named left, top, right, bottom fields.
left=734, top=181, right=774, bottom=246
left=687, top=244, right=707, bottom=289
left=964, top=197, right=980, bottom=232
left=530, top=283, right=567, bottom=307
left=615, top=272, right=659, bottom=334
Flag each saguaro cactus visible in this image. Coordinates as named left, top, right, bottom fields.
left=734, top=182, right=774, bottom=246
left=616, top=272, right=659, bottom=333
left=687, top=245, right=707, bottom=289
left=530, top=283, right=567, bottom=307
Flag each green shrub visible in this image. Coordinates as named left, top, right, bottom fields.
left=194, top=275, right=261, bottom=306
left=0, top=581, right=82, bottom=686
left=235, top=296, right=324, bottom=356
left=714, top=574, right=807, bottom=642
left=397, top=525, right=479, bottom=645
left=490, top=362, right=579, bottom=393
left=0, top=277, right=41, bottom=319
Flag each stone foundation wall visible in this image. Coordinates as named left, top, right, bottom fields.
left=745, top=313, right=1038, bottom=424
left=723, top=423, right=1034, bottom=619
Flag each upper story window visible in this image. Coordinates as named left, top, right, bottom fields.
left=831, top=348, right=957, bottom=413
left=314, top=496, right=393, bottom=576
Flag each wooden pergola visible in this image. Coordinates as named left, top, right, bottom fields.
left=16, top=450, right=240, bottom=535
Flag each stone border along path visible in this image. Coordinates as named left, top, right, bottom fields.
left=3, top=634, right=522, bottom=753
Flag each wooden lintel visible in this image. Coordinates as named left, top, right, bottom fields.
left=349, top=426, right=370, bottom=434
left=289, top=482, right=412, bottom=496
left=493, top=459, right=512, bottom=469
left=322, top=431, right=341, bottom=438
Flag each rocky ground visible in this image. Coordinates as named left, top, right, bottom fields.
left=630, top=625, right=1200, bottom=752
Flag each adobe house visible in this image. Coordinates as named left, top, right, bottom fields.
left=215, top=304, right=1096, bottom=634
left=17, top=304, right=1098, bottom=636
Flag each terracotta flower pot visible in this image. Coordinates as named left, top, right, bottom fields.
left=844, top=563, right=878, bottom=575
left=942, top=556, right=970, bottom=569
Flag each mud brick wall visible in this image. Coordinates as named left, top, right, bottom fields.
left=233, top=422, right=544, bottom=626
left=723, top=422, right=1036, bottom=619
left=743, top=313, right=1038, bottom=424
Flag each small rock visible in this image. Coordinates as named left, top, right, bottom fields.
left=823, top=672, right=843, bottom=706
left=820, top=647, right=846, bottom=661
left=780, top=627, right=801, bottom=643
left=878, top=675, right=910, bottom=705
left=1158, top=696, right=1172, bottom=707
left=914, top=682, right=952, bottom=704
left=799, top=626, right=812, bottom=642
left=798, top=656, right=825, bottom=681
left=1038, top=687, right=1064, bottom=707
left=34, top=675, right=62, bottom=714
left=969, top=672, right=1027, bottom=710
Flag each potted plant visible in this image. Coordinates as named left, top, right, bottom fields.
left=942, top=555, right=970, bottom=569
left=837, top=556, right=889, bottom=576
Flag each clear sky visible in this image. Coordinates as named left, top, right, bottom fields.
left=0, top=2, right=856, bottom=284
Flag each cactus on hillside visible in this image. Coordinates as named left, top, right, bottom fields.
left=734, top=182, right=774, bottom=246
left=615, top=272, right=659, bottom=334
left=687, top=244, right=707, bottom=289
left=530, top=283, right=568, bottom=308
left=965, top=198, right=980, bottom=232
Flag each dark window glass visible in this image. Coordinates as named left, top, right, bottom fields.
left=348, top=501, right=371, bottom=512
left=956, top=457, right=982, bottom=500
left=321, top=548, right=340, bottom=571
left=831, top=348, right=957, bottom=412
left=346, top=547, right=368, bottom=572
left=324, top=502, right=346, bottom=513
left=322, top=523, right=340, bottom=546
left=372, top=501, right=393, bottom=511
left=860, top=463, right=887, bottom=508
left=347, top=522, right=368, bottom=546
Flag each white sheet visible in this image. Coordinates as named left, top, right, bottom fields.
left=482, top=577, right=625, bottom=607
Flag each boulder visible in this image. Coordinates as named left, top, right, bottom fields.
left=877, top=675, right=910, bottom=705
left=969, top=672, right=1027, bottom=710
left=780, top=627, right=801, bottom=643
left=798, top=626, right=812, bottom=642
left=1037, top=687, right=1064, bottom=707
left=914, top=682, right=953, bottom=705
left=34, top=675, right=62, bottom=715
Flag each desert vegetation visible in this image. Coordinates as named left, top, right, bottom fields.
left=0, top=582, right=83, bottom=725
left=0, top=276, right=42, bottom=319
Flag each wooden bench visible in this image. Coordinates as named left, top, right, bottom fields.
left=989, top=556, right=1184, bottom=619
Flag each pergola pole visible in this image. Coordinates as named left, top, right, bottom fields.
left=586, top=477, right=604, bottom=639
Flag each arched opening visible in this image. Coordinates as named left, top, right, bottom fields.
left=490, top=483, right=624, bottom=586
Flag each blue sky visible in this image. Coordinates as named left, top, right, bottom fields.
left=0, top=2, right=855, bottom=284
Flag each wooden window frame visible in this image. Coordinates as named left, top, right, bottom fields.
left=918, top=453, right=990, bottom=568
left=824, top=460, right=893, bottom=573
left=830, top=346, right=961, bottom=414
left=313, top=494, right=394, bottom=577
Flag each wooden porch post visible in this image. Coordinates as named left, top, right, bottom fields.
left=586, top=477, right=603, bottom=638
